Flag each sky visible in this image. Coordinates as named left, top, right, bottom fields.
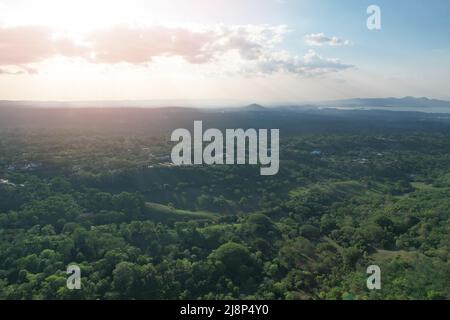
left=0, top=0, right=449, bottom=103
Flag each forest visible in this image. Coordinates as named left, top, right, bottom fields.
left=0, top=106, right=449, bottom=300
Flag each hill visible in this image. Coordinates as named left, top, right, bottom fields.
left=322, top=97, right=450, bottom=108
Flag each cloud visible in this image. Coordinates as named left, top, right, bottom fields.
left=87, top=24, right=288, bottom=65
left=0, top=65, right=38, bottom=75
left=0, top=23, right=352, bottom=77
left=0, top=23, right=287, bottom=64
left=0, top=25, right=56, bottom=65
left=246, top=49, right=353, bottom=76
left=0, top=25, right=87, bottom=66
left=304, top=33, right=351, bottom=47
left=0, top=68, right=25, bottom=75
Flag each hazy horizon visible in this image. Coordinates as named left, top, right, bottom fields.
left=0, top=95, right=449, bottom=104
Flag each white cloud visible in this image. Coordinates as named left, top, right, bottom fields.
left=0, top=22, right=352, bottom=77
left=87, top=24, right=289, bottom=65
left=243, top=49, right=353, bottom=76
left=304, top=33, right=352, bottom=47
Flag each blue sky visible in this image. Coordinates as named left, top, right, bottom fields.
left=282, top=1, right=450, bottom=68
left=0, top=0, right=449, bottom=102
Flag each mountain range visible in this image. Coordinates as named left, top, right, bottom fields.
left=0, top=97, right=449, bottom=109
left=318, top=97, right=450, bottom=108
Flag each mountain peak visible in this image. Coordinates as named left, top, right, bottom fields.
left=245, top=104, right=265, bottom=110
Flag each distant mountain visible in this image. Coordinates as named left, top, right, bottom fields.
left=1, top=97, right=449, bottom=110
left=218, top=104, right=267, bottom=112
left=243, top=104, right=266, bottom=111
left=321, top=97, right=450, bottom=108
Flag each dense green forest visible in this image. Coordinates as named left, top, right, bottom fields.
left=0, top=107, right=449, bottom=299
